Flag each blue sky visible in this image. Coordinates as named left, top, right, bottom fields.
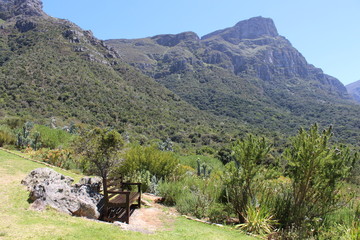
left=42, top=0, right=359, bottom=85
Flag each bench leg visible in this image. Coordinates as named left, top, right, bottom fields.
left=126, top=206, right=130, bottom=224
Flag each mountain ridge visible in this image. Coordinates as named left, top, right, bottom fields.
left=0, top=0, right=237, bottom=145
left=346, top=80, right=360, bottom=103
left=106, top=16, right=360, bottom=144
left=1, top=0, right=360, bottom=146
left=107, top=16, right=348, bottom=98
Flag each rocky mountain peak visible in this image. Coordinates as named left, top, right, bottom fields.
left=202, top=16, right=279, bottom=43
left=0, top=0, right=45, bottom=19
left=233, top=17, right=278, bottom=38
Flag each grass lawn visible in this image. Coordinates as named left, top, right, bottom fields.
left=0, top=149, right=257, bottom=240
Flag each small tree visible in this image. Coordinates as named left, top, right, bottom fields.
left=284, top=124, right=355, bottom=227
left=224, top=134, right=271, bottom=223
left=74, top=128, right=124, bottom=218
left=75, top=128, right=124, bottom=180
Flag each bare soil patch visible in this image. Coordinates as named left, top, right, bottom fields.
left=115, top=193, right=178, bottom=234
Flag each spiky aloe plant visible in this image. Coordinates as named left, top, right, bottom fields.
left=236, top=205, right=278, bottom=235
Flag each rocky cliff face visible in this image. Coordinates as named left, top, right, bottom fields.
left=0, top=0, right=45, bottom=19
left=202, top=17, right=279, bottom=43
left=346, top=80, right=360, bottom=103
left=106, top=16, right=349, bottom=100
left=105, top=16, right=360, bottom=138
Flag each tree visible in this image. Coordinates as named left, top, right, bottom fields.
left=224, top=134, right=271, bottom=223
left=75, top=128, right=124, bottom=180
left=74, top=128, right=124, bottom=219
left=284, top=124, right=355, bottom=227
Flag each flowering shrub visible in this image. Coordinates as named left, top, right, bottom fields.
left=31, top=148, right=73, bottom=169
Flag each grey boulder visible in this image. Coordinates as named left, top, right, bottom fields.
left=21, top=168, right=103, bottom=219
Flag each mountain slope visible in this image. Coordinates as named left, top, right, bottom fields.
left=346, top=80, right=360, bottom=103
left=0, top=0, right=234, bottom=144
left=106, top=17, right=360, bottom=144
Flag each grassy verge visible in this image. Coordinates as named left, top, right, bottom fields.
left=0, top=150, right=257, bottom=240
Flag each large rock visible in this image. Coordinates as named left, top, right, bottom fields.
left=21, top=168, right=104, bottom=219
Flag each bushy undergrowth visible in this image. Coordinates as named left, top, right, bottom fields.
left=236, top=205, right=277, bottom=235
left=34, top=125, right=75, bottom=149
left=117, top=145, right=180, bottom=179
left=27, top=148, right=75, bottom=169
left=0, top=119, right=358, bottom=239
left=0, top=124, right=15, bottom=146
left=179, top=155, right=224, bottom=172
left=158, top=175, right=224, bottom=219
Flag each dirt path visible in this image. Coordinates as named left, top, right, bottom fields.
left=114, top=194, right=178, bottom=234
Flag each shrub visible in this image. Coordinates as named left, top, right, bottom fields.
left=283, top=124, right=355, bottom=228
left=158, top=175, right=224, bottom=219
left=236, top=205, right=277, bottom=235
left=32, top=148, right=74, bottom=169
left=117, top=145, right=180, bottom=180
left=0, top=125, right=15, bottom=146
left=223, top=134, right=271, bottom=223
left=34, top=125, right=74, bottom=149
left=157, top=179, right=183, bottom=206
left=207, top=203, right=229, bottom=224
left=122, top=170, right=158, bottom=193
left=2, top=117, right=25, bottom=129
left=179, top=155, right=224, bottom=172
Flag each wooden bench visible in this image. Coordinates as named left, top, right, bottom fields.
left=102, top=178, right=141, bottom=224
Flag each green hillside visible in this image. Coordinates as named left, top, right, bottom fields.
left=1, top=1, right=360, bottom=147
left=0, top=4, right=236, bottom=145
left=106, top=17, right=360, bottom=145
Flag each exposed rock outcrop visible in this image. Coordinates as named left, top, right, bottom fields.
left=0, top=0, right=45, bottom=19
left=202, top=16, right=279, bottom=43
left=106, top=16, right=349, bottom=99
left=21, top=168, right=103, bottom=219
left=152, top=31, right=200, bottom=47
left=15, top=18, right=37, bottom=32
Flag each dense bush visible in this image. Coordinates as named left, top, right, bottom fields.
left=158, top=175, right=224, bottom=219
left=117, top=145, right=180, bottom=180
left=0, top=125, right=16, bottom=147
left=30, top=148, right=74, bottom=169
left=223, top=134, right=271, bottom=223
left=282, top=125, right=354, bottom=228
left=34, top=125, right=74, bottom=149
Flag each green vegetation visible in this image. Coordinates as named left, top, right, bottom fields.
left=74, top=128, right=124, bottom=179
left=156, top=125, right=359, bottom=239
left=0, top=118, right=358, bottom=239
left=34, top=125, right=74, bottom=149
left=224, top=135, right=271, bottom=223
left=0, top=5, right=359, bottom=239
left=0, top=150, right=256, bottom=240
left=283, top=125, right=354, bottom=227
left=0, top=16, right=232, bottom=148
left=118, top=145, right=180, bottom=180
left=107, top=30, right=360, bottom=147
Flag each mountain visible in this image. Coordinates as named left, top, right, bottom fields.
left=346, top=80, right=360, bottom=103
left=106, top=17, right=360, bottom=144
left=0, top=0, right=236, bottom=145
left=1, top=1, right=360, bottom=146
